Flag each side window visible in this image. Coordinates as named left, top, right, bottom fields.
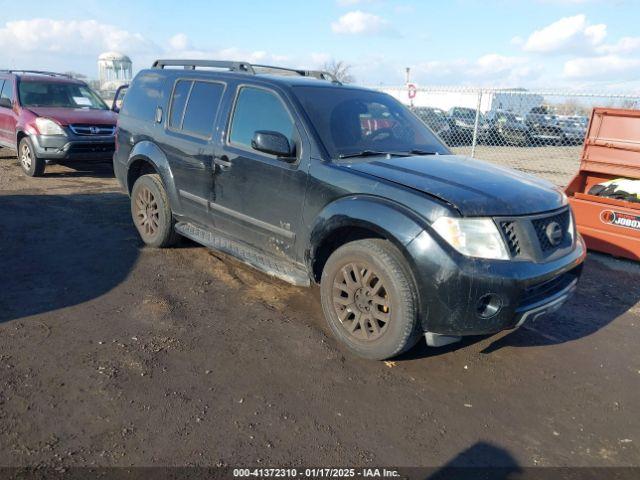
left=0, top=79, right=13, bottom=103
left=181, top=81, right=224, bottom=138
left=229, top=87, right=294, bottom=152
left=168, top=80, right=192, bottom=129
left=119, top=72, right=164, bottom=121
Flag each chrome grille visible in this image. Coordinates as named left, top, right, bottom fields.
left=69, top=124, right=116, bottom=136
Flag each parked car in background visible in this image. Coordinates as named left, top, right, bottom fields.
left=557, top=115, right=588, bottom=145
left=114, top=59, right=585, bottom=360
left=485, top=110, right=530, bottom=146
left=413, top=107, right=452, bottom=143
left=525, top=106, right=565, bottom=145
left=448, top=107, right=490, bottom=145
left=0, top=70, right=117, bottom=177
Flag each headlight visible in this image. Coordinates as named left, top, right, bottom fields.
left=432, top=217, right=509, bottom=260
left=568, top=209, right=576, bottom=241
left=35, top=117, right=66, bottom=136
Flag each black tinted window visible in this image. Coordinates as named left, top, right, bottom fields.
left=169, top=80, right=192, bottom=129
left=229, top=87, right=294, bottom=149
left=120, top=72, right=164, bottom=120
left=293, top=86, right=448, bottom=158
left=181, top=81, right=224, bottom=138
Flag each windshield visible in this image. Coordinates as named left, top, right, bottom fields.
left=293, top=86, right=449, bottom=158
left=19, top=80, right=108, bottom=110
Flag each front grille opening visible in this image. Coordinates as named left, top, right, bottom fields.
left=500, top=221, right=521, bottom=257
left=69, top=124, right=116, bottom=136
left=532, top=209, right=571, bottom=252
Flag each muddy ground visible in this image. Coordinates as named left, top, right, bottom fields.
left=0, top=150, right=639, bottom=470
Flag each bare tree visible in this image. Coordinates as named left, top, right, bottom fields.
left=322, top=60, right=355, bottom=83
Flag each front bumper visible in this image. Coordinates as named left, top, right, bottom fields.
left=406, top=230, right=586, bottom=336
left=31, top=133, right=115, bottom=162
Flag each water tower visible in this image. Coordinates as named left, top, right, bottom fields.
left=98, top=52, right=132, bottom=93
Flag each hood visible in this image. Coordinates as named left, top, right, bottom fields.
left=338, top=154, right=565, bottom=217
left=27, top=107, right=117, bottom=126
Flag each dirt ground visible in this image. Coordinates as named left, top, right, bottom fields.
left=0, top=149, right=639, bottom=471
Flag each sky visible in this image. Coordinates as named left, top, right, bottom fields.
left=0, top=0, right=639, bottom=91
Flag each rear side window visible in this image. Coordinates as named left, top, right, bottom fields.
left=168, top=80, right=192, bottom=129
left=229, top=87, right=294, bottom=149
left=119, top=72, right=164, bottom=121
left=169, top=80, right=224, bottom=138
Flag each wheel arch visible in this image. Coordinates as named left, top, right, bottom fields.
left=308, top=195, right=428, bottom=285
left=125, top=141, right=182, bottom=215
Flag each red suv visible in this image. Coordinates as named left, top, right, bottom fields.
left=0, top=70, right=117, bottom=177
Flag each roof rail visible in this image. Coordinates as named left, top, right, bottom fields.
left=251, top=64, right=340, bottom=84
left=151, top=59, right=341, bottom=84
left=0, top=70, right=73, bottom=78
left=152, top=59, right=255, bottom=73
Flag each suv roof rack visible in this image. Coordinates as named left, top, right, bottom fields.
left=152, top=59, right=341, bottom=84
left=0, top=70, right=73, bottom=78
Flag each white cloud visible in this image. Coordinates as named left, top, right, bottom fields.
left=331, top=10, right=392, bottom=35
left=564, top=55, right=640, bottom=79
left=411, top=54, right=543, bottom=86
left=598, top=36, right=640, bottom=54
left=168, top=33, right=191, bottom=51
left=0, top=18, right=154, bottom=54
left=523, top=14, right=607, bottom=54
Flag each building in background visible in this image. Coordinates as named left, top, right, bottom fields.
left=383, top=86, right=544, bottom=116
left=98, top=52, right=132, bottom=98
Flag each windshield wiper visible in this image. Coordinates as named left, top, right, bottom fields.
left=338, top=150, right=406, bottom=159
left=337, top=149, right=441, bottom=159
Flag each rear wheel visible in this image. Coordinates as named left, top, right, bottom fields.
left=130, top=174, right=180, bottom=248
left=320, top=239, right=421, bottom=360
left=19, top=137, right=45, bottom=177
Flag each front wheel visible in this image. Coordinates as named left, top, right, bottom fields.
left=130, top=174, right=180, bottom=248
left=19, top=137, right=45, bottom=177
left=320, top=239, right=421, bottom=360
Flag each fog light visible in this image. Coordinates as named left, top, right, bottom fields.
left=477, top=294, right=502, bottom=319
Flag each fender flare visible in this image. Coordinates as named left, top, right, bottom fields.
left=126, top=141, right=183, bottom=215
left=308, top=194, right=430, bottom=277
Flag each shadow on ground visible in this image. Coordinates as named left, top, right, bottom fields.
left=426, top=441, right=521, bottom=479
left=399, top=253, right=639, bottom=359
left=0, top=192, right=139, bottom=323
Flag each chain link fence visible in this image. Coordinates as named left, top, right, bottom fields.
left=381, top=86, right=640, bottom=186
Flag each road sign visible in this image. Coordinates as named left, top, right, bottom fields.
left=407, top=83, right=417, bottom=100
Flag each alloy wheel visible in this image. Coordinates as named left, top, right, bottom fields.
left=332, top=262, right=390, bottom=341
left=134, top=187, right=160, bottom=237
left=20, top=143, right=32, bottom=171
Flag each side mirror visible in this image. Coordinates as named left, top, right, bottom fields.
left=251, top=130, right=293, bottom=159
left=0, top=98, right=12, bottom=109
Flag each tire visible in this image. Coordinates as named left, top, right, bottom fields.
left=130, top=173, right=180, bottom=248
left=320, top=239, right=421, bottom=360
left=18, top=137, right=45, bottom=177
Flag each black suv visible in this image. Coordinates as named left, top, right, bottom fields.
left=114, top=60, right=585, bottom=360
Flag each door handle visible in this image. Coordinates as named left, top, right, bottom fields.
left=213, top=155, right=232, bottom=171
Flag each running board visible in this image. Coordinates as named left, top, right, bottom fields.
left=175, top=222, right=311, bottom=287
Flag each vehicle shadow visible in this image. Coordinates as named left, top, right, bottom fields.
left=424, top=441, right=522, bottom=480
left=0, top=192, right=139, bottom=323
left=481, top=254, right=638, bottom=353
left=41, top=162, right=115, bottom=179
left=399, top=253, right=638, bottom=359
